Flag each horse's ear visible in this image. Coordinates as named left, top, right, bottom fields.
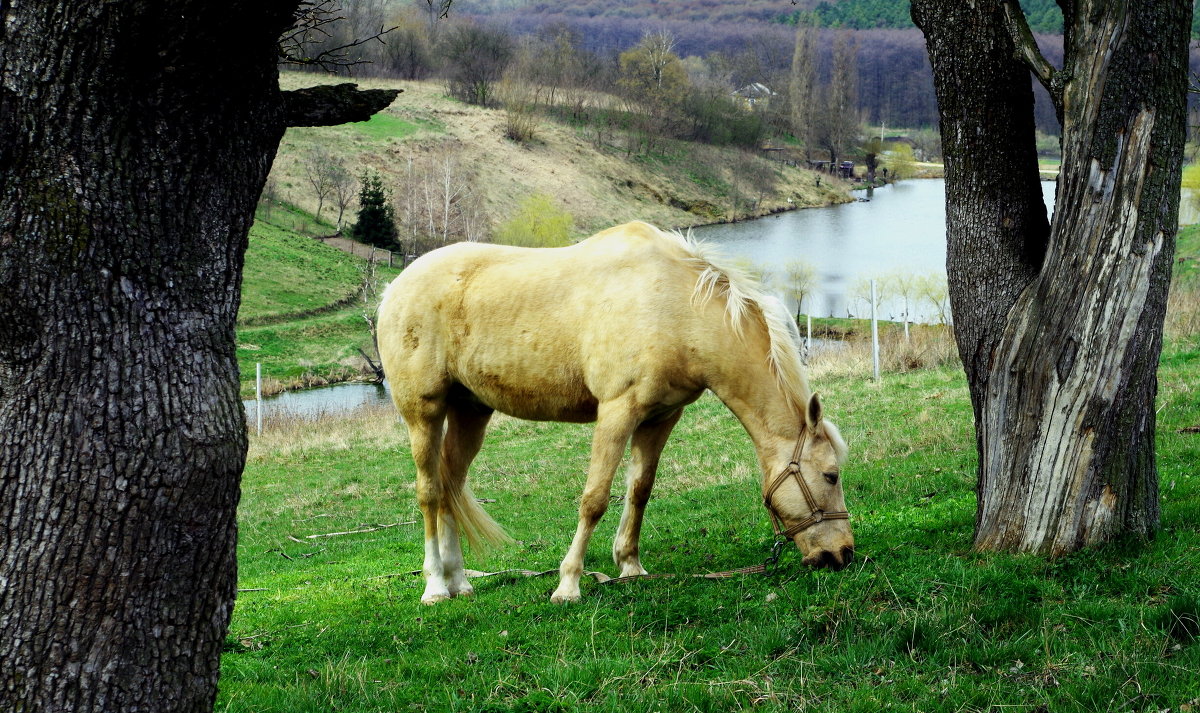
left=806, top=392, right=823, bottom=430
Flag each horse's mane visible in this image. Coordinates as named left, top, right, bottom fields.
left=660, top=227, right=813, bottom=412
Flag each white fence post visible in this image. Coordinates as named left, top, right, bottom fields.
left=870, top=280, right=881, bottom=382
left=256, top=363, right=263, bottom=436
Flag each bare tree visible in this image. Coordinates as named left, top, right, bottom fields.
left=911, top=0, right=1188, bottom=553
left=330, top=159, right=356, bottom=230
left=789, top=20, right=817, bottom=150
left=441, top=21, right=514, bottom=106
left=396, top=147, right=485, bottom=255
left=302, top=146, right=338, bottom=223
left=812, top=31, right=860, bottom=168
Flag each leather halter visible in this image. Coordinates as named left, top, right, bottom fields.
left=762, top=428, right=850, bottom=540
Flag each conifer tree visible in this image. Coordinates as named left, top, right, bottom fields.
left=352, top=170, right=399, bottom=250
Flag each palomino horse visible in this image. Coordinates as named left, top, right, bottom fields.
left=378, top=221, right=854, bottom=604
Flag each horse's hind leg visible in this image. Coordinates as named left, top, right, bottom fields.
left=404, top=406, right=454, bottom=604
left=437, top=400, right=493, bottom=599
left=612, top=409, right=683, bottom=578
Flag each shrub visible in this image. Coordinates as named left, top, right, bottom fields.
left=493, top=193, right=573, bottom=248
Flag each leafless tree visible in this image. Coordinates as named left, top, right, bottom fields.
left=302, top=146, right=339, bottom=223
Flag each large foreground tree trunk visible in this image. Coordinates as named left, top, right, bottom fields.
left=0, top=3, right=397, bottom=711
left=911, top=1, right=1189, bottom=553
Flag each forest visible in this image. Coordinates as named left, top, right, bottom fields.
left=305, top=0, right=1106, bottom=136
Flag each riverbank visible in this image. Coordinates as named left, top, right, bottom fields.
left=271, top=73, right=855, bottom=238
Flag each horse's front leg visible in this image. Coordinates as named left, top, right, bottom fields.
left=551, top=404, right=640, bottom=603
left=612, top=409, right=683, bottom=578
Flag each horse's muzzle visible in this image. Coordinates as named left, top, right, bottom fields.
left=802, top=545, right=855, bottom=571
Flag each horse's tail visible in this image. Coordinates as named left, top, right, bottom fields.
left=446, top=480, right=513, bottom=552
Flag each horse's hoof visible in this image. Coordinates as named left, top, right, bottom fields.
left=421, top=592, right=451, bottom=605
left=449, top=586, right=475, bottom=598
left=550, top=590, right=581, bottom=604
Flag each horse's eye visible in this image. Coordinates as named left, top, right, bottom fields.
left=823, top=471, right=840, bottom=485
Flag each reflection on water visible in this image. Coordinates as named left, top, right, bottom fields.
left=244, top=381, right=391, bottom=421
left=693, top=179, right=1056, bottom=322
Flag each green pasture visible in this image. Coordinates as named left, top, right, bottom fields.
left=220, top=223, right=1200, bottom=711
left=220, top=356, right=1200, bottom=713
left=236, top=213, right=397, bottom=397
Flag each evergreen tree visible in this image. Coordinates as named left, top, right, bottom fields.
left=352, top=170, right=399, bottom=250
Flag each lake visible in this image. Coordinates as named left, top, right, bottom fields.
left=693, top=178, right=1056, bottom=322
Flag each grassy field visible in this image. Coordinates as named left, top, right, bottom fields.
left=217, top=227, right=1200, bottom=712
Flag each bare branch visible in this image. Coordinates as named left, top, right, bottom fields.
left=1000, top=0, right=1064, bottom=114
left=278, top=0, right=397, bottom=70
left=281, top=83, right=401, bottom=128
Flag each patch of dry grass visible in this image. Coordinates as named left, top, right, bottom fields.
left=247, top=403, right=404, bottom=461
left=807, top=323, right=960, bottom=381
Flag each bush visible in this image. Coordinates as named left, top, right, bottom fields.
left=493, top=193, right=573, bottom=247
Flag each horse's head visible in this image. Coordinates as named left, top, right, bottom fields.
left=763, top=393, right=855, bottom=570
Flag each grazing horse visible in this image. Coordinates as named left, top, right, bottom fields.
left=377, top=221, right=854, bottom=604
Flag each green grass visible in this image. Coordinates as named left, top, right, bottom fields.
left=220, top=215, right=1200, bottom=710
left=239, top=221, right=364, bottom=325
left=219, top=347, right=1200, bottom=712
left=1177, top=223, right=1200, bottom=284
left=346, top=113, right=442, bottom=142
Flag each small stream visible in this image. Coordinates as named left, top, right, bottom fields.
left=244, top=381, right=392, bottom=421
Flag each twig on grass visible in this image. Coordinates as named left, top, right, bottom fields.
left=304, top=521, right=417, bottom=539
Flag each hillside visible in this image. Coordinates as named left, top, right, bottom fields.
left=270, top=73, right=854, bottom=241
left=237, top=217, right=397, bottom=397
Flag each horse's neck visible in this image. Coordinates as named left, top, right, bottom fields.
left=707, top=355, right=806, bottom=481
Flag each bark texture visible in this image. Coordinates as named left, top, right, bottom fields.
left=911, top=1, right=1188, bottom=553
left=0, top=3, right=397, bottom=711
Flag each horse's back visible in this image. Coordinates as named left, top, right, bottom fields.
left=378, top=223, right=707, bottom=421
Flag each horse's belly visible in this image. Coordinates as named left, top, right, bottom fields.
left=453, top=366, right=599, bottom=423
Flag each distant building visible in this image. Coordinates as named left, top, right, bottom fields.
left=732, top=83, right=775, bottom=111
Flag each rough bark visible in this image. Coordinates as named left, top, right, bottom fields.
left=0, top=3, right=398, bottom=711
left=911, top=1, right=1188, bottom=553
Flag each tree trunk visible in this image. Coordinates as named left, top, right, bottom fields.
left=0, top=4, right=398, bottom=711
left=911, top=1, right=1188, bottom=553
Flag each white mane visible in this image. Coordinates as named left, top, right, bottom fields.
left=663, top=228, right=813, bottom=411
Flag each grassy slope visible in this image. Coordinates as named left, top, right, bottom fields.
left=271, top=73, right=854, bottom=238
left=237, top=217, right=397, bottom=397
left=239, top=220, right=364, bottom=324
left=219, top=233, right=1200, bottom=711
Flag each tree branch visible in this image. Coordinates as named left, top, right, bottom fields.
left=1000, top=0, right=1064, bottom=116
left=281, top=83, right=401, bottom=127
